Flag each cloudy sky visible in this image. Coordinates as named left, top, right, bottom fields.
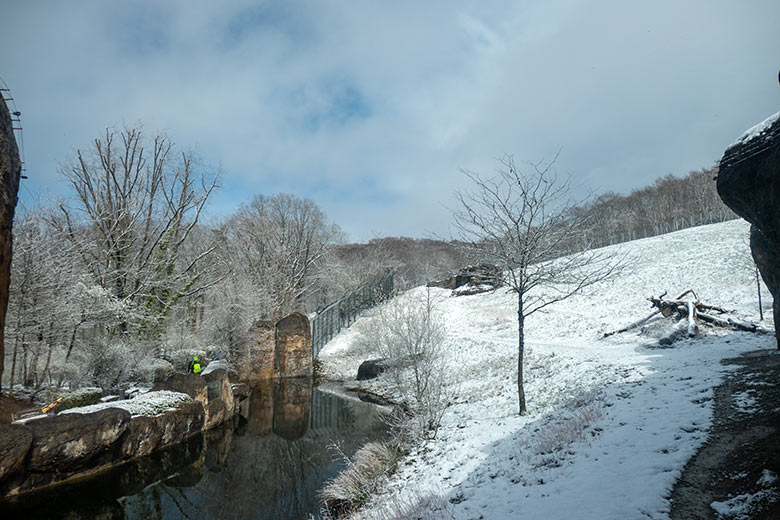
left=2, top=0, right=778, bottom=241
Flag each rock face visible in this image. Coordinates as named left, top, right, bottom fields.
left=0, top=94, right=22, bottom=389
left=717, top=112, right=780, bottom=345
left=203, top=368, right=234, bottom=430
left=154, top=373, right=208, bottom=405
left=25, top=408, right=131, bottom=487
left=275, top=313, right=313, bottom=378
left=357, top=359, right=388, bottom=381
left=246, top=320, right=275, bottom=381
left=0, top=424, right=32, bottom=484
left=1, top=368, right=249, bottom=497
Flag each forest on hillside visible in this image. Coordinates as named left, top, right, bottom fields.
left=2, top=126, right=735, bottom=394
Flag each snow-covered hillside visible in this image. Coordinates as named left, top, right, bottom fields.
left=318, top=219, right=775, bottom=520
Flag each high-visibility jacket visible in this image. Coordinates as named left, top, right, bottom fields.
left=193, top=361, right=202, bottom=374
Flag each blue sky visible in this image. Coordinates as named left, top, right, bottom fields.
left=1, top=0, right=779, bottom=241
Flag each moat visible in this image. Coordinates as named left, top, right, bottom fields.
left=1, top=379, right=388, bottom=520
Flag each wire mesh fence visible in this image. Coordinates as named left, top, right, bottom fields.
left=311, top=270, right=395, bottom=358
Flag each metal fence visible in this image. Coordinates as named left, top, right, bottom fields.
left=311, top=270, right=395, bottom=358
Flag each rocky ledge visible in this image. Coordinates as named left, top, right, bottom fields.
left=0, top=370, right=247, bottom=497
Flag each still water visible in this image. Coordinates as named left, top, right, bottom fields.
left=3, top=379, right=388, bottom=520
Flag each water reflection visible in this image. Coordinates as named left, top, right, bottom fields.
left=2, top=379, right=387, bottom=520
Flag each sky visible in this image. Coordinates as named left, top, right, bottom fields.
left=1, top=0, right=779, bottom=242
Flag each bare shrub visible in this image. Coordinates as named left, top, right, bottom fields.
left=358, top=291, right=450, bottom=437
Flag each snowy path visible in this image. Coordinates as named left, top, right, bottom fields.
left=319, top=219, right=775, bottom=519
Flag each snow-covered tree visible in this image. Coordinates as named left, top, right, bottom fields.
left=57, top=125, right=220, bottom=337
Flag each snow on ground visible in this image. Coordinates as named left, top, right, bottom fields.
left=60, top=390, right=192, bottom=417
left=318, top=219, right=776, bottom=520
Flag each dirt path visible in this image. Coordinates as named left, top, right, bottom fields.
left=670, top=348, right=780, bottom=519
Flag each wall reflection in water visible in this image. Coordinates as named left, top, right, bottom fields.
left=4, top=378, right=387, bottom=520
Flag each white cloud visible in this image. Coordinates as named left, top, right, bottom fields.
left=2, top=0, right=779, bottom=240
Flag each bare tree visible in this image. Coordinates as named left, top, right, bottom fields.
left=228, top=193, right=343, bottom=320
left=58, top=125, right=220, bottom=337
left=452, top=153, right=621, bottom=414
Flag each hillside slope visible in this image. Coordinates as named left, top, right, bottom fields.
left=319, top=218, right=776, bottom=519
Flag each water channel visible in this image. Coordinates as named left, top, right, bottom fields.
left=3, top=379, right=388, bottom=520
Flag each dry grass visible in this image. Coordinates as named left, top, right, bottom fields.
left=319, top=442, right=399, bottom=517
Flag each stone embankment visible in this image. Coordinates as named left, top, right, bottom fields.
left=0, top=369, right=248, bottom=497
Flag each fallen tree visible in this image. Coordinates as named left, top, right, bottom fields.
left=604, top=290, right=770, bottom=343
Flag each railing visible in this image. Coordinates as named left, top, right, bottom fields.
left=310, top=270, right=395, bottom=358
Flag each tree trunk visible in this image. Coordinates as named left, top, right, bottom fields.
left=9, top=333, right=17, bottom=397
left=517, top=293, right=527, bottom=415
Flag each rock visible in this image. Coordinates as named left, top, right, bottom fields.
left=157, top=401, right=205, bottom=448
left=275, top=313, right=313, bottom=378
left=119, top=415, right=162, bottom=459
left=154, top=373, right=208, bottom=405
left=203, top=368, right=234, bottom=414
left=26, top=408, right=131, bottom=474
left=718, top=111, right=780, bottom=345
left=428, top=264, right=502, bottom=291
left=57, top=387, right=103, bottom=412
left=0, top=96, right=22, bottom=393
left=246, top=320, right=275, bottom=381
left=0, top=423, right=32, bottom=483
left=201, top=359, right=229, bottom=376
left=357, top=359, right=388, bottom=381
left=231, top=382, right=250, bottom=401
left=204, top=399, right=228, bottom=430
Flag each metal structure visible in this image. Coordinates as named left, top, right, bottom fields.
left=310, top=270, right=395, bottom=358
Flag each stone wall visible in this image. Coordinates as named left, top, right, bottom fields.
left=0, top=371, right=246, bottom=497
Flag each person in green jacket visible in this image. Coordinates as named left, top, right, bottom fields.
left=188, top=356, right=202, bottom=374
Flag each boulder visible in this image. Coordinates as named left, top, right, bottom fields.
left=275, top=313, right=313, bottom=378
left=201, top=359, right=229, bottom=376
left=26, top=408, right=131, bottom=474
left=154, top=373, right=208, bottom=405
left=119, top=415, right=162, bottom=459
left=718, top=111, right=780, bottom=345
left=357, top=359, right=389, bottom=381
left=56, top=387, right=103, bottom=412
left=0, top=423, right=32, bottom=483
left=157, top=401, right=205, bottom=448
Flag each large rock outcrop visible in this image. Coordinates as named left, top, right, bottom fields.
left=246, top=320, right=275, bottom=381
left=275, top=313, right=313, bottom=378
left=0, top=424, right=32, bottom=484
left=1, top=371, right=248, bottom=497
left=717, top=111, right=780, bottom=345
left=0, top=93, right=22, bottom=389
